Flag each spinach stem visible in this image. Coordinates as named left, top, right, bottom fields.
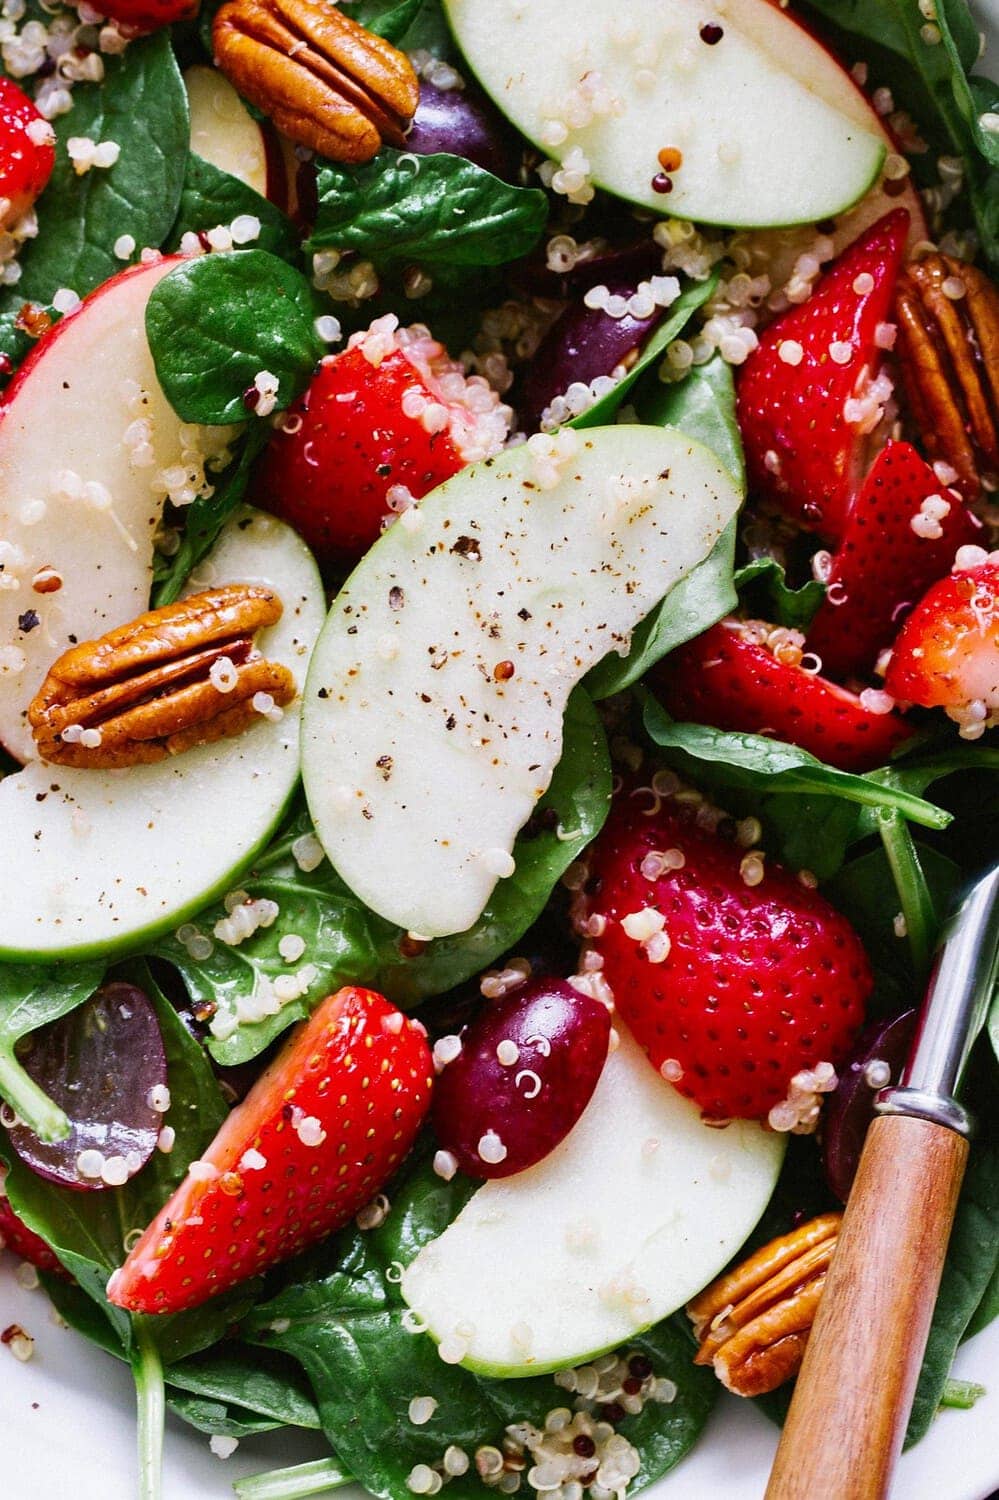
left=940, top=1377, right=987, bottom=1410
left=876, top=809, right=936, bottom=984
left=131, top=1320, right=165, bottom=1500
left=0, top=1045, right=69, bottom=1142
left=233, top=1456, right=353, bottom=1499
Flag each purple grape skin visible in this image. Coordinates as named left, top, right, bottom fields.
left=406, top=81, right=520, bottom=180
left=432, top=978, right=611, bottom=1179
left=517, top=285, right=665, bottom=433
left=822, top=1008, right=918, bottom=1203
left=6, top=982, right=168, bottom=1191
left=514, top=239, right=661, bottom=300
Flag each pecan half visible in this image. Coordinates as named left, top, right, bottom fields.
left=213, top=0, right=418, bottom=164
left=687, top=1212, right=842, bottom=1397
left=895, top=254, right=999, bottom=499
left=28, top=583, right=296, bottom=769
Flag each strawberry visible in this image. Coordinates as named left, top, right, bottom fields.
left=806, top=441, right=981, bottom=680
left=0, top=1192, right=67, bottom=1277
left=654, top=617, right=913, bottom=772
left=95, top=0, right=197, bottom=33
left=582, top=793, right=873, bottom=1121
left=0, top=79, right=55, bottom=231
left=107, top=987, right=432, bottom=1315
left=255, top=316, right=510, bottom=564
left=737, top=208, right=909, bottom=543
left=885, top=558, right=999, bottom=739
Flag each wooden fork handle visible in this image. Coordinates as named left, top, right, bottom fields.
left=765, top=1112, right=969, bottom=1500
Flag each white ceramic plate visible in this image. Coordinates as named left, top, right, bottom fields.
left=4, top=2, right=999, bottom=1496
left=2, top=1253, right=998, bottom=1500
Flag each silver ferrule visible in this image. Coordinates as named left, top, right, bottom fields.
left=875, top=864, right=999, bottom=1137
left=874, top=1085, right=972, bottom=1137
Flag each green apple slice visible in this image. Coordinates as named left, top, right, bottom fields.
left=402, top=1025, right=784, bottom=1376
left=185, top=65, right=273, bottom=198
left=442, top=0, right=884, bottom=226
left=0, top=507, right=324, bottom=962
left=302, top=425, right=741, bottom=938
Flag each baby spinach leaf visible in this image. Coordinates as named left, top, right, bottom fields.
left=41, top=1270, right=321, bottom=1435
left=0, top=960, right=104, bottom=1142
left=166, top=1393, right=283, bottom=1438
left=340, top=0, right=424, bottom=42
left=570, top=274, right=719, bottom=431
left=634, top=352, right=745, bottom=490
left=586, top=357, right=743, bottom=700
left=5, top=33, right=188, bottom=310
left=145, top=250, right=322, bottom=424
left=640, top=691, right=951, bottom=831
left=166, top=1346, right=322, bottom=1430
left=153, top=688, right=610, bottom=1065
left=966, top=1259, right=999, bottom=1340
left=167, top=153, right=300, bottom=263
left=151, top=424, right=270, bottom=608
left=376, top=0, right=457, bottom=58
left=734, top=557, right=826, bottom=632
left=308, top=150, right=548, bottom=270
left=245, top=1148, right=716, bottom=1500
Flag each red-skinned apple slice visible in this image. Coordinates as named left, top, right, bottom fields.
left=0, top=256, right=233, bottom=762
left=185, top=65, right=286, bottom=205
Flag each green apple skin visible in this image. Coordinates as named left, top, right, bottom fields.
left=0, top=508, right=324, bottom=963
left=401, top=1026, right=785, bottom=1377
left=442, top=0, right=884, bottom=228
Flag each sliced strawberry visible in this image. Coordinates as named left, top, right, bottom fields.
left=107, top=987, right=432, bottom=1315
left=885, top=559, right=999, bottom=738
left=0, top=80, right=55, bottom=230
left=737, top=208, right=909, bottom=543
left=96, top=0, right=197, bottom=32
left=0, top=1192, right=67, bottom=1277
left=255, top=315, right=510, bottom=564
left=806, top=441, right=981, bottom=679
left=583, top=792, right=872, bottom=1122
left=654, top=617, right=913, bottom=772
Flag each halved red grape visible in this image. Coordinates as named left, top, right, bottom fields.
left=822, top=1008, right=917, bottom=1202
left=432, top=978, right=611, bottom=1179
left=517, top=284, right=666, bottom=433
left=514, top=238, right=661, bottom=300
left=6, top=982, right=167, bottom=1191
left=406, top=80, right=520, bottom=180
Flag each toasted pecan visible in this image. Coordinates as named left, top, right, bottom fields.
left=29, top=583, right=296, bottom=768
left=896, top=253, right=999, bottom=499
left=687, top=1212, right=842, bottom=1397
left=213, top=0, right=418, bottom=163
